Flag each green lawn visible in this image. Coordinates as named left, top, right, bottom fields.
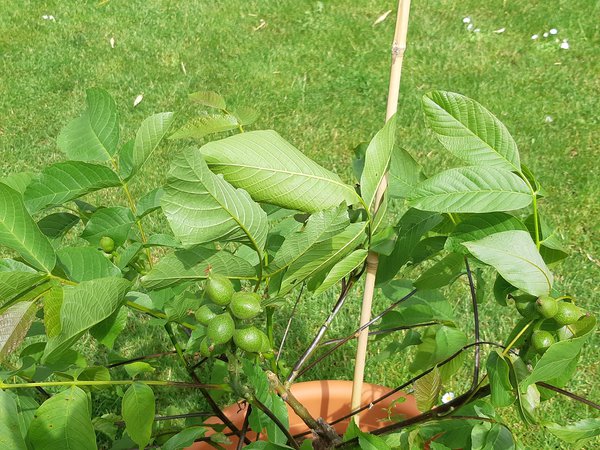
left=1, top=0, right=598, bottom=448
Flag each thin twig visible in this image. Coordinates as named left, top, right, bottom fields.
left=536, top=382, right=600, bottom=411
left=464, top=257, right=480, bottom=389
left=114, top=411, right=212, bottom=426
left=250, top=395, right=300, bottom=449
left=286, top=279, right=355, bottom=384
left=277, top=283, right=305, bottom=365
left=236, top=405, right=252, bottom=450
left=320, top=322, right=438, bottom=346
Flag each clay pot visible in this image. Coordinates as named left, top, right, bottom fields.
left=189, top=380, right=419, bottom=449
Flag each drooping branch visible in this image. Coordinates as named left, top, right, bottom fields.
left=464, top=257, right=481, bottom=388
left=277, top=283, right=305, bottom=366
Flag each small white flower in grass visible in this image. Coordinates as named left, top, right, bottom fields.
left=133, top=94, right=144, bottom=107
left=109, top=37, right=115, bottom=48
left=442, top=392, right=455, bottom=404
left=493, top=27, right=506, bottom=34
left=545, top=115, right=554, bottom=123
left=560, top=39, right=570, bottom=50
left=543, top=32, right=549, bottom=38
left=550, top=28, right=558, bottom=35
left=467, top=23, right=474, bottom=31
left=531, top=34, right=539, bottom=40
left=463, top=17, right=471, bottom=24
left=474, top=28, right=481, bottom=33
left=42, top=14, right=55, bottom=21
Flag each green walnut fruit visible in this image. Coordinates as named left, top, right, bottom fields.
left=553, top=302, right=584, bottom=326
left=514, top=296, right=540, bottom=320
left=535, top=296, right=558, bottom=319
left=195, top=304, right=223, bottom=326
left=259, top=330, right=272, bottom=354
left=532, top=330, right=555, bottom=354
left=229, top=292, right=262, bottom=320
left=233, top=326, right=263, bottom=353
left=205, top=274, right=234, bottom=306
left=206, top=313, right=235, bottom=345
left=99, top=236, right=115, bottom=253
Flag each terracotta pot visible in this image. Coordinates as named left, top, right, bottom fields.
left=189, top=380, right=419, bottom=449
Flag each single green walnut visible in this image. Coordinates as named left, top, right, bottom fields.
left=99, top=236, right=115, bottom=253
left=206, top=313, right=235, bottom=345
left=514, top=296, right=540, bottom=320
left=259, top=330, right=271, bottom=354
left=553, top=302, right=584, bottom=326
left=233, top=326, right=263, bottom=353
left=229, top=292, right=262, bottom=320
left=205, top=274, right=234, bottom=306
left=195, top=304, right=223, bottom=326
left=532, top=330, right=555, bottom=354
left=535, top=296, right=558, bottom=319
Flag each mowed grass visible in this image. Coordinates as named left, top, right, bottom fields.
left=1, top=0, right=599, bottom=448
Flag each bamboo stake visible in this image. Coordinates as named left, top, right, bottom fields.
left=350, top=0, right=412, bottom=423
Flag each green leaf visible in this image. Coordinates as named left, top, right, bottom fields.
left=136, top=188, right=164, bottom=218
left=188, top=90, right=227, bottom=109
left=414, top=253, right=464, bottom=290
left=360, top=115, right=397, bottom=212
left=280, top=222, right=367, bottom=294
left=0, top=301, right=38, bottom=361
left=545, top=419, right=600, bottom=446
left=414, top=366, right=441, bottom=412
left=37, top=213, right=80, bottom=240
left=232, top=106, right=259, bottom=126
left=410, top=326, right=467, bottom=374
left=122, top=382, right=155, bottom=449
left=142, top=247, right=256, bottom=290
left=42, top=277, right=130, bottom=362
left=27, top=386, right=97, bottom=450
left=43, top=286, right=63, bottom=338
left=389, top=147, right=426, bottom=199
left=445, top=213, right=527, bottom=254
left=410, top=236, right=447, bottom=265
left=124, top=361, right=155, bottom=379
left=358, top=431, right=391, bottom=450
left=0, top=390, right=27, bottom=449
left=486, top=351, right=515, bottom=407
left=381, top=281, right=455, bottom=325
left=90, top=306, right=128, bottom=349
left=162, top=426, right=206, bottom=450
left=13, top=393, right=39, bottom=441
left=57, top=247, right=120, bottom=282
left=312, top=249, right=367, bottom=294
left=492, top=275, right=515, bottom=307
left=198, top=130, right=361, bottom=212
left=24, top=161, right=120, bottom=213
left=81, top=206, right=135, bottom=247
left=162, top=150, right=267, bottom=254
left=0, top=271, right=46, bottom=311
left=124, top=112, right=175, bottom=178
left=169, top=114, right=239, bottom=140
left=471, top=422, right=515, bottom=450
left=521, top=316, right=596, bottom=388
left=57, top=88, right=119, bottom=162
left=0, top=172, right=36, bottom=195
left=0, top=184, right=56, bottom=272
left=409, top=167, right=531, bottom=213
left=463, top=230, right=553, bottom=296
left=422, top=91, right=520, bottom=172
left=525, top=215, right=568, bottom=265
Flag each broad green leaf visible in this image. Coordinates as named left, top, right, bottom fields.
left=409, top=167, right=531, bottom=213
left=162, top=426, right=206, bottom=450
left=57, top=247, right=120, bottom=282
left=463, top=230, right=553, bottom=296
left=27, top=387, right=97, bottom=450
left=125, top=112, right=175, bottom=177
left=0, top=184, right=56, bottom=272
left=189, top=90, right=227, bottom=109
left=525, top=215, right=568, bottom=265
left=122, top=383, right=155, bottom=449
left=312, top=249, right=367, bottom=294
left=141, top=247, right=257, bottom=290
left=414, top=253, right=464, bottom=290
left=198, top=130, right=361, bottom=212
left=360, top=115, right=396, bottom=212
left=445, top=213, right=527, bottom=254
left=124, top=361, right=155, bottom=379
left=0, top=271, right=46, bottom=311
left=136, top=188, right=164, bottom=218
left=81, top=206, right=135, bottom=247
left=42, top=277, right=130, bottom=362
left=43, top=286, right=63, bottom=338
left=492, top=275, right=515, bottom=307
left=162, top=149, right=267, bottom=254
left=471, top=422, right=515, bottom=450
left=116, top=242, right=143, bottom=270
left=377, top=209, right=443, bottom=285
left=90, top=306, right=128, bottom=349
left=410, top=236, right=447, bottom=265
left=37, top=213, right=80, bottom=240
left=521, top=316, right=596, bottom=388
left=24, top=161, right=120, bottom=213
left=232, top=106, right=259, bottom=126
left=422, top=91, right=520, bottom=172
left=358, top=431, right=391, bottom=450
left=169, top=114, right=239, bottom=140
left=389, top=147, right=426, bottom=199
left=410, top=326, right=467, bottom=374
left=144, top=233, right=182, bottom=248
left=0, top=172, right=36, bottom=195
left=414, top=366, right=441, bottom=412
left=280, top=222, right=367, bottom=294
left=13, top=393, right=39, bottom=440
left=486, top=351, right=515, bottom=407
left=0, top=301, right=38, bottom=361
left=0, top=388, right=28, bottom=449
left=267, top=206, right=349, bottom=276
left=545, top=419, right=600, bottom=446
left=57, top=88, right=119, bottom=162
